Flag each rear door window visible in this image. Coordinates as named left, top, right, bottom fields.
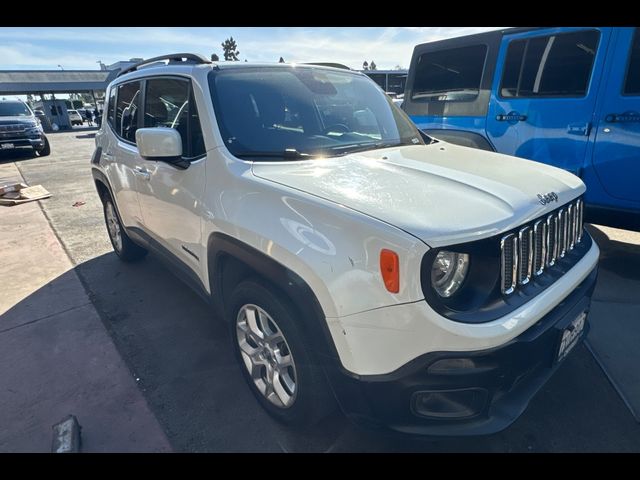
left=500, top=30, right=600, bottom=98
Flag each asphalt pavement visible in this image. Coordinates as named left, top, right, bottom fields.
left=1, top=128, right=639, bottom=452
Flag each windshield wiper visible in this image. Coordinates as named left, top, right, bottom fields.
left=328, top=141, right=406, bottom=156
left=234, top=148, right=317, bottom=160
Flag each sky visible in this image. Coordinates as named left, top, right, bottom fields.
left=0, top=27, right=504, bottom=71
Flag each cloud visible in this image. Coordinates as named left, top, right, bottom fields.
left=0, top=27, right=507, bottom=71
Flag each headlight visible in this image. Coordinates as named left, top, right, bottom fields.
left=430, top=251, right=469, bottom=298
left=26, top=121, right=42, bottom=134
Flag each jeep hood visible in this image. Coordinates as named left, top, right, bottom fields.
left=0, top=116, right=34, bottom=123
left=251, top=143, right=585, bottom=247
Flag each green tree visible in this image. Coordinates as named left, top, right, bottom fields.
left=362, top=61, right=369, bottom=70
left=279, top=57, right=285, bottom=63
left=211, top=53, right=220, bottom=61
left=369, top=61, right=377, bottom=70
left=221, top=37, right=240, bottom=61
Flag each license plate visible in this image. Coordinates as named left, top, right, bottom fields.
left=1, top=143, right=15, bottom=149
left=557, top=311, right=587, bottom=362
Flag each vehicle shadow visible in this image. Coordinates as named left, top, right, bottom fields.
left=587, top=224, right=640, bottom=283
left=0, top=148, right=36, bottom=164
left=3, top=246, right=640, bottom=452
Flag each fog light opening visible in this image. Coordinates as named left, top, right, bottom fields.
left=411, top=389, right=488, bottom=419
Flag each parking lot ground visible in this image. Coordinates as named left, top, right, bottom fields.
left=0, top=139, right=171, bottom=453
left=585, top=224, right=640, bottom=421
left=1, top=130, right=640, bottom=452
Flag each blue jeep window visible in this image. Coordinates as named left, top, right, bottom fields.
left=500, top=30, right=600, bottom=98
left=624, top=28, right=640, bottom=95
left=411, top=44, right=487, bottom=102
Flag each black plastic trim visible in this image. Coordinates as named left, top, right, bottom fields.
left=91, top=146, right=102, bottom=165
left=422, top=129, right=495, bottom=151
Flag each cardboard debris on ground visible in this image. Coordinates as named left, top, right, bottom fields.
left=0, top=182, right=27, bottom=196
left=0, top=182, right=51, bottom=205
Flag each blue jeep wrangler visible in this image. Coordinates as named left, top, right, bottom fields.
left=404, top=27, right=639, bottom=231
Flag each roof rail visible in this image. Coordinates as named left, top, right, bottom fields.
left=303, top=62, right=351, bottom=70
left=117, top=53, right=212, bottom=78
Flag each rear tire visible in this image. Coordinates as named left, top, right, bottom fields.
left=36, top=137, right=50, bottom=157
left=229, top=279, right=337, bottom=426
left=102, top=192, right=147, bottom=262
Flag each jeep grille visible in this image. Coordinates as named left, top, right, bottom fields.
left=500, top=198, right=584, bottom=295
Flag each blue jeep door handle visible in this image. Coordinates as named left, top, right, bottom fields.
left=496, top=113, right=527, bottom=122
left=605, top=113, right=640, bottom=123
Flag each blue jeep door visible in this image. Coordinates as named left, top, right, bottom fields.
left=590, top=27, right=640, bottom=204
left=486, top=27, right=612, bottom=176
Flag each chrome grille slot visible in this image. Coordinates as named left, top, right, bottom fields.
left=500, top=233, right=518, bottom=295
left=518, top=226, right=533, bottom=285
left=576, top=199, right=584, bottom=243
left=546, top=213, right=558, bottom=267
left=533, top=220, right=546, bottom=276
left=558, top=209, right=567, bottom=258
left=567, top=204, right=575, bottom=250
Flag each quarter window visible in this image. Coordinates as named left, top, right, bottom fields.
left=623, top=28, right=640, bottom=95
left=106, top=87, right=116, bottom=129
left=116, top=81, right=141, bottom=143
left=144, top=78, right=206, bottom=159
left=411, top=45, right=487, bottom=102
left=500, top=30, right=600, bottom=98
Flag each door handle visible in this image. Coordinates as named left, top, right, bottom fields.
left=496, top=113, right=527, bottom=122
left=134, top=166, right=151, bottom=180
left=605, top=112, right=640, bottom=123
left=567, top=122, right=591, bottom=136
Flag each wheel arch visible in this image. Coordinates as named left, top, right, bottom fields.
left=207, top=232, right=340, bottom=362
left=92, top=167, right=112, bottom=202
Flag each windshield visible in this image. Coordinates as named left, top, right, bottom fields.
left=0, top=102, right=32, bottom=117
left=208, top=67, right=426, bottom=159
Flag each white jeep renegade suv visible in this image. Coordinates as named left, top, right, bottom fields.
left=91, top=54, right=599, bottom=435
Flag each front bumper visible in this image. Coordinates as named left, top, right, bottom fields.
left=0, top=135, right=45, bottom=150
left=324, top=264, right=598, bottom=436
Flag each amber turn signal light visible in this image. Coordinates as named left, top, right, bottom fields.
left=380, top=249, right=400, bottom=293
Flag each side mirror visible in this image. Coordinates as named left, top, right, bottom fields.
left=136, top=128, right=183, bottom=163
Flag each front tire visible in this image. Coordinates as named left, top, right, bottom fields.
left=36, top=137, right=50, bottom=157
left=229, top=279, right=336, bottom=426
left=102, top=193, right=147, bottom=262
